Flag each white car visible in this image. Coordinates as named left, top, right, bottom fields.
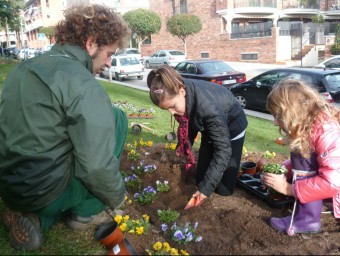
left=115, top=48, right=143, bottom=63
left=144, top=50, right=186, bottom=68
left=314, top=55, right=340, bottom=70
left=100, top=56, right=144, bottom=81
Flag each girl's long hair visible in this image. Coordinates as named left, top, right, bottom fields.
left=266, top=79, right=340, bottom=157
left=147, top=65, right=185, bottom=106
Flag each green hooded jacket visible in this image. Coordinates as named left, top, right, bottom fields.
left=0, top=44, right=125, bottom=211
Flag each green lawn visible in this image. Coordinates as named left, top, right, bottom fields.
left=0, top=59, right=289, bottom=255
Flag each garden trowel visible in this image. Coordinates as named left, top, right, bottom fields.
left=184, top=195, right=204, bottom=210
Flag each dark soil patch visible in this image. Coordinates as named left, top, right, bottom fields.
left=119, top=144, right=340, bottom=255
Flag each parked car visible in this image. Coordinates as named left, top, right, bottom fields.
left=174, top=59, right=246, bottom=87
left=43, top=44, right=54, bottom=52
left=314, top=55, right=340, bottom=70
left=4, top=47, right=19, bottom=58
left=99, top=55, right=144, bottom=81
left=15, top=49, right=26, bottom=60
left=34, top=47, right=44, bottom=57
left=24, top=47, right=37, bottom=59
left=230, top=67, right=340, bottom=112
left=144, top=50, right=186, bottom=68
left=115, top=47, right=143, bottom=63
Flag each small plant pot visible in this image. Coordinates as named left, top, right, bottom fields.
left=237, top=170, right=244, bottom=179
left=241, top=161, right=257, bottom=175
left=94, top=222, right=124, bottom=250
left=107, top=238, right=138, bottom=256
left=267, top=187, right=287, bottom=200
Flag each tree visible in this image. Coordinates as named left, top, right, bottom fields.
left=166, top=14, right=202, bottom=55
left=40, top=26, right=55, bottom=44
left=331, top=23, right=340, bottom=55
left=122, top=9, right=161, bottom=52
left=0, top=0, right=24, bottom=48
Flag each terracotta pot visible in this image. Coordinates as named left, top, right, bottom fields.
left=237, top=170, right=244, bottom=179
left=94, top=222, right=124, bottom=250
left=241, top=161, right=257, bottom=175
left=107, top=238, right=138, bottom=256
left=275, top=137, right=285, bottom=145
left=256, top=158, right=269, bottom=172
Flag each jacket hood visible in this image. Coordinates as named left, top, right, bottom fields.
left=51, top=43, right=93, bottom=72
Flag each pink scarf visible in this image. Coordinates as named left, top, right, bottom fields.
left=174, top=114, right=196, bottom=172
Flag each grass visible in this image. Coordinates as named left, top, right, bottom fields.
left=0, top=59, right=289, bottom=255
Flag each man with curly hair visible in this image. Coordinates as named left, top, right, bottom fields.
left=0, top=4, right=131, bottom=251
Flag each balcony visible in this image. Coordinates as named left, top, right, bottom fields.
left=233, top=0, right=277, bottom=14
left=324, top=3, right=340, bottom=16
left=283, top=0, right=320, bottom=15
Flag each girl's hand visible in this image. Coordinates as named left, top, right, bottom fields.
left=262, top=173, right=293, bottom=196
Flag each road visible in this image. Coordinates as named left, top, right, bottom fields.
left=97, top=61, right=302, bottom=121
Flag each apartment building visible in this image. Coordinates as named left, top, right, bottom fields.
left=1, top=0, right=149, bottom=50
left=19, top=0, right=67, bottom=48
left=142, top=0, right=340, bottom=65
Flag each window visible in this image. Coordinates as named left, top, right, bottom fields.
left=231, top=20, right=273, bottom=39
left=142, top=36, right=151, bottom=45
left=241, top=53, right=258, bottom=61
left=111, top=58, right=117, bottom=67
left=200, top=52, right=209, bottom=58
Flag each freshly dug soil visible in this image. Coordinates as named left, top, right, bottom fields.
left=119, top=144, right=339, bottom=255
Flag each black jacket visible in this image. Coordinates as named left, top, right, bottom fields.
left=184, top=79, right=248, bottom=196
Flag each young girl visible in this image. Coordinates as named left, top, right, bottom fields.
left=263, top=79, right=340, bottom=234
left=147, top=65, right=248, bottom=205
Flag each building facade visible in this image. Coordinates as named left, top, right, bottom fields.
left=142, top=0, right=340, bottom=65
left=1, top=0, right=149, bottom=50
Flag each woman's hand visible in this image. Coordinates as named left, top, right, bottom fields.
left=192, top=190, right=208, bottom=202
left=262, top=173, right=294, bottom=196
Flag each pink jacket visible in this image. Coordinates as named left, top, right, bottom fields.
left=293, top=116, right=340, bottom=218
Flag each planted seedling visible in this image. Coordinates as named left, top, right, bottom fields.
left=262, top=163, right=288, bottom=174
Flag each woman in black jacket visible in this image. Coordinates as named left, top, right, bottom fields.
left=147, top=65, right=248, bottom=206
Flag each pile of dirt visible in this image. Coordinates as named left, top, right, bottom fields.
left=119, top=144, right=339, bottom=255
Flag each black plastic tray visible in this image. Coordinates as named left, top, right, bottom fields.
left=237, top=173, right=295, bottom=208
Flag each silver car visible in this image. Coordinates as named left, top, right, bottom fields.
left=144, top=50, right=186, bottom=68
left=314, top=55, right=340, bottom=70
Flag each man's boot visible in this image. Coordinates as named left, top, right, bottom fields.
left=2, top=208, right=44, bottom=250
left=270, top=200, right=322, bottom=234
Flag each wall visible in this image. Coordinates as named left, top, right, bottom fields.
left=143, top=0, right=277, bottom=63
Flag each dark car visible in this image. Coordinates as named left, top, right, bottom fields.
left=230, top=67, right=340, bottom=112
left=174, top=59, right=246, bottom=88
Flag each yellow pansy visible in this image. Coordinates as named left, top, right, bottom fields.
left=136, top=226, right=144, bottom=235
left=128, top=200, right=132, bottom=204
left=119, top=223, right=127, bottom=232
left=114, top=215, right=122, bottom=224
left=123, top=215, right=130, bottom=221
left=153, top=241, right=162, bottom=251
left=181, top=249, right=189, bottom=255
left=147, top=141, right=153, bottom=147
left=163, top=242, right=170, bottom=252
left=142, top=214, right=149, bottom=222
left=170, top=248, right=179, bottom=255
